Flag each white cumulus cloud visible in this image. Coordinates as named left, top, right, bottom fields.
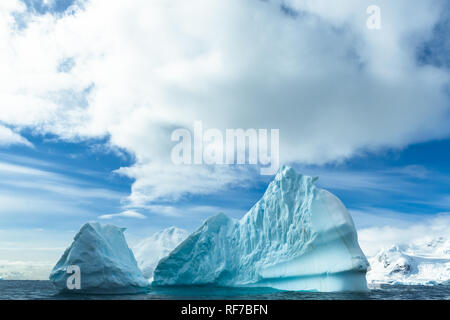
left=0, top=0, right=448, bottom=207
left=358, top=213, right=450, bottom=257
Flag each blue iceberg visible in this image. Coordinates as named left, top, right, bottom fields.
left=50, top=222, right=148, bottom=294
left=153, top=166, right=369, bottom=292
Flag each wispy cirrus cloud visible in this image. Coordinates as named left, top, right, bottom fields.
left=0, top=161, right=125, bottom=201
left=0, top=125, right=32, bottom=147
left=99, top=210, right=146, bottom=220
left=124, top=204, right=247, bottom=218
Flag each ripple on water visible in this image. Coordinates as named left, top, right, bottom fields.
left=0, top=281, right=449, bottom=300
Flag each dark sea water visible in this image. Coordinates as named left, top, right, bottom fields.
left=0, top=281, right=449, bottom=300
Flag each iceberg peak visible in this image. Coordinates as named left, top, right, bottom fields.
left=203, top=212, right=234, bottom=228
left=270, top=166, right=318, bottom=198
left=274, top=165, right=317, bottom=182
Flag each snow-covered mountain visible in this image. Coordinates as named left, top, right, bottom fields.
left=153, top=166, right=369, bottom=292
left=134, top=227, right=189, bottom=279
left=367, top=237, right=450, bottom=285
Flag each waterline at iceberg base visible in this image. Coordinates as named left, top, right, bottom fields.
left=153, top=166, right=369, bottom=292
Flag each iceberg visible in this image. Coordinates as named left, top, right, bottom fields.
left=367, top=237, right=450, bottom=286
left=50, top=222, right=148, bottom=294
left=134, top=227, right=189, bottom=279
left=153, top=166, right=369, bottom=292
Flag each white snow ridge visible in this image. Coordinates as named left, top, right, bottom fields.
left=134, top=227, right=189, bottom=280
left=367, top=237, right=450, bottom=286
left=153, top=166, right=369, bottom=292
left=50, top=222, right=148, bottom=294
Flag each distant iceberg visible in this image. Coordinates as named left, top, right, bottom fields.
left=50, top=222, right=148, bottom=294
left=153, top=166, right=369, bottom=292
left=367, top=237, right=450, bottom=286
left=0, top=260, right=52, bottom=280
left=134, top=227, right=189, bottom=280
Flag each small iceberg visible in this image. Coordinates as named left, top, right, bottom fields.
left=50, top=222, right=148, bottom=294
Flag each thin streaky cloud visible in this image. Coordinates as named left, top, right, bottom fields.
left=99, top=210, right=147, bottom=220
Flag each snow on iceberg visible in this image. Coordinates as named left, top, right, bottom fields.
left=153, top=166, right=369, bottom=292
left=50, top=222, right=149, bottom=294
left=367, top=237, right=450, bottom=286
left=134, top=227, right=189, bottom=279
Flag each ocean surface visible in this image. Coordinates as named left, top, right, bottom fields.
left=0, top=281, right=449, bottom=300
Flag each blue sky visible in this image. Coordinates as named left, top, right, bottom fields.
left=1, top=134, right=450, bottom=243
left=0, top=0, right=449, bottom=272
